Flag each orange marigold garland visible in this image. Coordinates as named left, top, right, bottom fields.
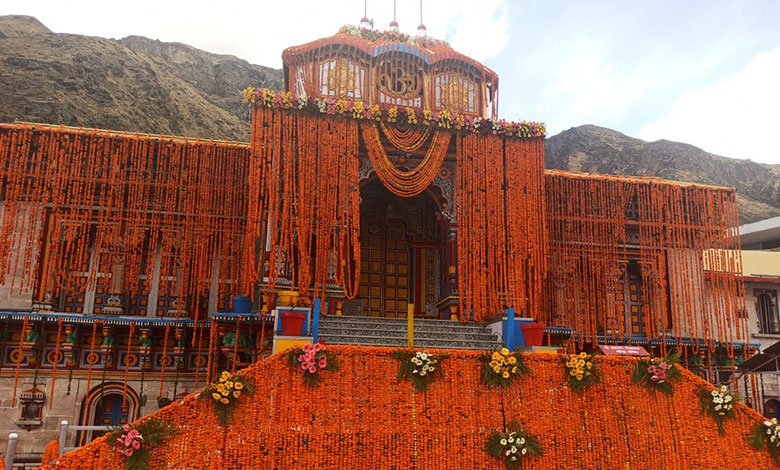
left=203, top=370, right=255, bottom=425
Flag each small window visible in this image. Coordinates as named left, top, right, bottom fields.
left=757, top=290, right=780, bottom=334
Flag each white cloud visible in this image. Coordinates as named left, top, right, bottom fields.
left=0, top=0, right=510, bottom=67
left=639, top=48, right=780, bottom=165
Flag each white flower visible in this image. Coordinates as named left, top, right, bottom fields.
left=412, top=369, right=418, bottom=374
left=714, top=405, right=722, bottom=411
left=505, top=450, right=511, bottom=456
left=429, top=367, right=435, bottom=372
left=724, top=395, right=732, bottom=403
left=521, top=448, right=527, bottom=455
left=766, top=421, right=774, bottom=427
left=720, top=385, right=728, bottom=393
left=420, top=370, right=427, bottom=376
left=510, top=456, right=517, bottom=461
left=511, top=446, right=517, bottom=454
left=508, top=437, right=514, bottom=443
left=420, top=352, right=429, bottom=360
left=519, top=438, right=526, bottom=445
left=718, top=412, right=725, bottom=416
left=713, top=397, right=722, bottom=404
left=500, top=439, right=507, bottom=446
left=711, top=390, right=719, bottom=397
left=771, top=436, right=776, bottom=443
left=772, top=418, right=778, bottom=424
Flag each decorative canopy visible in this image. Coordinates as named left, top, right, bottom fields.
left=282, top=26, right=500, bottom=118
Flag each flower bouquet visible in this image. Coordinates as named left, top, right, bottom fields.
left=391, top=349, right=448, bottom=392
left=632, top=351, right=682, bottom=395
left=486, top=423, right=542, bottom=470
left=748, top=417, right=780, bottom=466
left=479, top=347, right=532, bottom=388
left=106, top=418, right=175, bottom=470
left=203, top=370, right=255, bottom=425
left=697, top=384, right=736, bottom=435
left=285, top=342, right=338, bottom=386
left=562, top=352, right=599, bottom=392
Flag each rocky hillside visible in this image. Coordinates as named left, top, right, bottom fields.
left=1, top=15, right=777, bottom=223
left=546, top=125, right=780, bottom=223
left=0, top=15, right=282, bottom=141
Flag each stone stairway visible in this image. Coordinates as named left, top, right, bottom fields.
left=318, top=315, right=502, bottom=350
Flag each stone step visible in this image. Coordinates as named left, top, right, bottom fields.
left=319, top=322, right=490, bottom=335
left=320, top=334, right=501, bottom=351
left=322, top=316, right=478, bottom=326
left=318, top=327, right=497, bottom=341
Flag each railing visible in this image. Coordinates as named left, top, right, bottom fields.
left=57, top=420, right=111, bottom=456
left=4, top=432, right=18, bottom=470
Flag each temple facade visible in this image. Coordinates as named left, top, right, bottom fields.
left=0, top=26, right=758, bottom=459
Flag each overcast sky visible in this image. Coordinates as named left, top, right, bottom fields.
left=2, top=0, right=779, bottom=164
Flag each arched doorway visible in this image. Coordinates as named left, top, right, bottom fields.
left=77, top=383, right=140, bottom=445
left=356, top=179, right=445, bottom=317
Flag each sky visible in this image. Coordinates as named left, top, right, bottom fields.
left=2, top=0, right=779, bottom=164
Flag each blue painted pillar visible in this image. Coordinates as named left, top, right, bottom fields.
left=312, top=299, right=321, bottom=343
left=504, top=307, right=515, bottom=350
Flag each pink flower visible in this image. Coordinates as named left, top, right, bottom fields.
left=123, top=436, right=134, bottom=447
left=122, top=424, right=130, bottom=432
left=308, top=365, right=317, bottom=373
left=301, top=362, right=310, bottom=370
left=313, top=343, right=322, bottom=352
left=302, top=344, right=312, bottom=353
left=123, top=448, right=134, bottom=457
left=319, top=358, right=327, bottom=368
left=131, top=440, right=141, bottom=450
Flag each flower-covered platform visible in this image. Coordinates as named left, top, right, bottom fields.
left=41, top=346, right=775, bottom=469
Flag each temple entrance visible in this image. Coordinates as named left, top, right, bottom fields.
left=357, top=180, right=444, bottom=318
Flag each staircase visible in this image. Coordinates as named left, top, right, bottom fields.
left=318, top=315, right=502, bottom=350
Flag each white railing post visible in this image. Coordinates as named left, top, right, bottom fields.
left=5, top=432, right=19, bottom=470
left=58, top=420, right=69, bottom=457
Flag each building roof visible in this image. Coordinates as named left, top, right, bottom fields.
left=740, top=215, right=780, bottom=246
left=43, top=346, right=774, bottom=469
left=739, top=339, right=780, bottom=373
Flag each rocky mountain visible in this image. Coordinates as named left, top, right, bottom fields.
left=0, top=15, right=282, bottom=141
left=545, top=125, right=780, bottom=223
left=1, top=15, right=777, bottom=223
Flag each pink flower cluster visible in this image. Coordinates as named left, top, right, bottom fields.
left=116, top=424, right=143, bottom=457
left=647, top=361, right=669, bottom=383
left=298, top=343, right=327, bottom=374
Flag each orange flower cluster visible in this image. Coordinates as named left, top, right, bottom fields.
left=0, top=124, right=250, bottom=314
left=456, top=135, right=547, bottom=321
left=543, top=170, right=747, bottom=350
left=40, top=347, right=774, bottom=469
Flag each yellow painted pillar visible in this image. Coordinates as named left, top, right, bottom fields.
left=407, top=303, right=415, bottom=349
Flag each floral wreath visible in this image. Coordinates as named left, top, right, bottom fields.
left=486, top=422, right=543, bottom=470
left=106, top=418, right=175, bottom=470
left=203, top=370, right=255, bottom=425
left=631, top=351, right=682, bottom=395
left=285, top=342, right=339, bottom=386
left=697, top=384, right=736, bottom=435
left=478, top=347, right=532, bottom=388
left=391, top=349, right=449, bottom=392
left=561, top=352, right=599, bottom=392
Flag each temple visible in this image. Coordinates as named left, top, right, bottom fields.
left=0, top=23, right=772, bottom=468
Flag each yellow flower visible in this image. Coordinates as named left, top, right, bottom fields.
left=502, top=371, right=510, bottom=379
left=586, top=362, right=593, bottom=369
left=216, top=385, right=226, bottom=393
left=577, top=360, right=585, bottom=368
left=493, top=366, right=501, bottom=374
left=220, top=398, right=229, bottom=404
left=225, top=381, right=234, bottom=389
left=221, top=389, right=230, bottom=397
left=512, top=367, right=517, bottom=374
left=500, top=348, right=510, bottom=356
left=233, top=391, right=241, bottom=398
left=579, top=352, right=588, bottom=359
left=234, top=382, right=243, bottom=390
left=576, top=374, right=584, bottom=381
left=569, top=369, right=577, bottom=376
left=211, top=393, right=221, bottom=401
left=508, top=356, right=517, bottom=365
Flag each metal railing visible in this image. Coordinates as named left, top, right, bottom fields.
left=4, top=432, right=18, bottom=470
left=57, top=420, right=111, bottom=457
